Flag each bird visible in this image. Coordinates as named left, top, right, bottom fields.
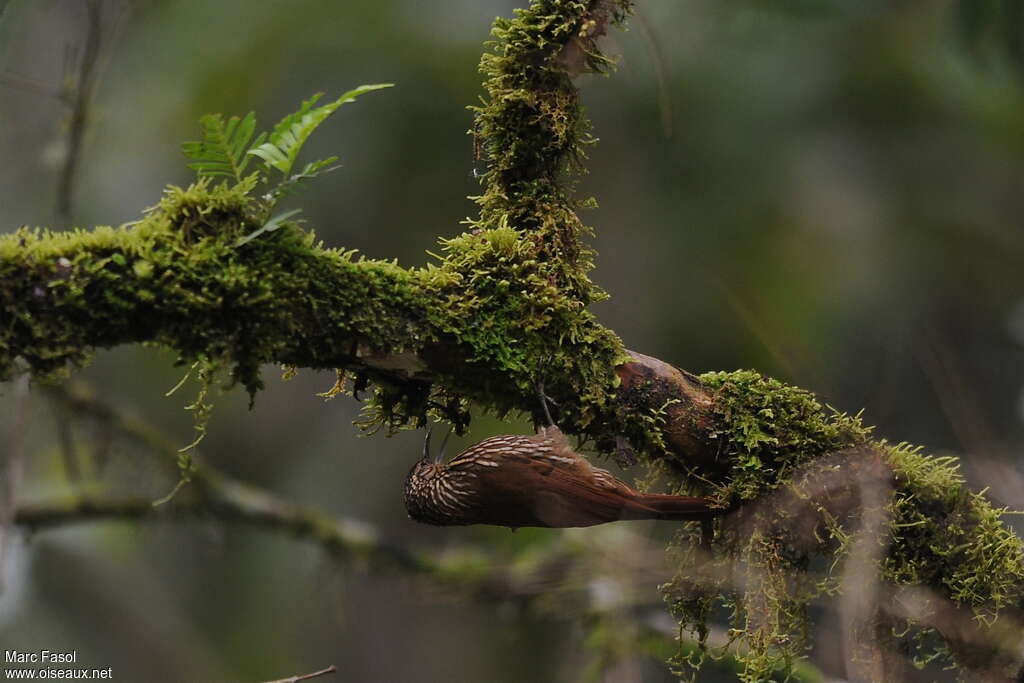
left=403, top=425, right=722, bottom=529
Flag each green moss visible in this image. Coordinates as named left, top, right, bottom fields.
left=419, top=224, right=625, bottom=427
left=393, top=0, right=638, bottom=434
left=696, top=370, right=870, bottom=501
left=1, top=1, right=639, bottom=441
left=470, top=0, right=633, bottom=304
left=3, top=2, right=1022, bottom=678
left=884, top=444, right=1024, bottom=615
left=0, top=174, right=631, bottom=441
left=0, top=180, right=425, bottom=396
left=660, top=370, right=1024, bottom=680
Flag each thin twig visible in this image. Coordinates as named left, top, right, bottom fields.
left=634, top=7, right=673, bottom=139
left=51, top=397, right=82, bottom=481
left=837, top=458, right=894, bottom=681
left=0, top=374, right=30, bottom=589
left=259, top=665, right=337, bottom=683
left=26, top=384, right=507, bottom=595
left=55, top=0, right=104, bottom=225
left=13, top=475, right=430, bottom=577
left=26, top=386, right=666, bottom=605
left=0, top=72, right=61, bottom=98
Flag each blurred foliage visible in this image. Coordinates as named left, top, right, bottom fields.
left=2, top=1, right=1024, bottom=682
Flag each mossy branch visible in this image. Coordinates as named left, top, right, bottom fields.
left=470, top=0, right=632, bottom=304
left=0, top=177, right=629, bottom=438
left=2, top=0, right=1023, bottom=679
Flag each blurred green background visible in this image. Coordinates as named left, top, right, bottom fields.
left=1, top=1, right=1023, bottom=681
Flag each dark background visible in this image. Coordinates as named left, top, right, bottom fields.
left=1, top=1, right=1022, bottom=680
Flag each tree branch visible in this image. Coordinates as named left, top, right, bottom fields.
left=14, top=493, right=430, bottom=573
left=258, top=666, right=336, bottom=683
left=25, top=382, right=603, bottom=604
left=2, top=0, right=1023, bottom=678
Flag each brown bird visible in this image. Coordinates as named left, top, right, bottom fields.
left=404, top=426, right=721, bottom=528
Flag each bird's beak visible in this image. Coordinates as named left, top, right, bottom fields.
left=437, top=425, right=453, bottom=463
left=422, top=424, right=433, bottom=462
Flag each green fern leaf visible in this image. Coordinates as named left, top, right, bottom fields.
left=182, top=111, right=261, bottom=182
left=235, top=208, right=303, bottom=247
left=269, top=156, right=341, bottom=202
left=247, top=84, right=392, bottom=178
left=300, top=157, right=341, bottom=176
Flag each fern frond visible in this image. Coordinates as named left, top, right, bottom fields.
left=235, top=208, right=303, bottom=247
left=269, top=156, right=341, bottom=202
left=181, top=111, right=265, bottom=182
left=247, top=84, right=392, bottom=178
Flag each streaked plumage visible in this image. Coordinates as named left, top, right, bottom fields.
left=404, top=427, right=719, bottom=528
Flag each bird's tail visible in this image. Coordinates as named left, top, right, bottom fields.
left=625, top=493, right=722, bottom=521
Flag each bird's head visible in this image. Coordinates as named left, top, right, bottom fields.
left=407, top=458, right=442, bottom=483
left=404, top=458, right=450, bottom=524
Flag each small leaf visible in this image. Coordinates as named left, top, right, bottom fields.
left=268, top=156, right=342, bottom=202
left=300, top=157, right=341, bottom=176
left=248, top=142, right=291, bottom=172
left=181, top=111, right=261, bottom=182
left=235, top=209, right=303, bottom=247
left=246, top=84, right=393, bottom=178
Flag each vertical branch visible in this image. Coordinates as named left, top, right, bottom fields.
left=470, top=0, right=634, bottom=302
left=48, top=0, right=128, bottom=478
left=55, top=0, right=104, bottom=226
left=634, top=8, right=674, bottom=139
left=0, top=374, right=30, bottom=588
left=51, top=397, right=82, bottom=481
left=837, top=461, right=895, bottom=680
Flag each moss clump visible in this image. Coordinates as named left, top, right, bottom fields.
left=659, top=370, right=1024, bottom=681
left=470, top=0, right=633, bottom=304
left=4, top=3, right=1022, bottom=678
left=397, top=0, right=638, bottom=434
left=1, top=2, right=639, bottom=443
left=418, top=224, right=626, bottom=432
left=1, top=183, right=632, bottom=447
left=0, top=179, right=427, bottom=398
left=0, top=174, right=631, bottom=442
left=695, top=370, right=870, bottom=501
